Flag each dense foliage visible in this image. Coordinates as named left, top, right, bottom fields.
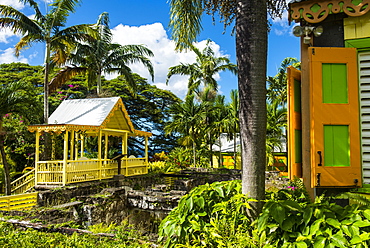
left=0, top=63, right=179, bottom=186
left=159, top=179, right=370, bottom=247
left=0, top=221, right=152, bottom=248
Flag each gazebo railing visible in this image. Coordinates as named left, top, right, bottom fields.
left=35, top=157, right=147, bottom=186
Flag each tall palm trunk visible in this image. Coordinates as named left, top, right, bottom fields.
left=0, top=120, right=11, bottom=195
left=236, top=0, right=267, bottom=215
left=97, top=69, right=102, bottom=96
left=44, top=42, right=51, bottom=124
left=43, top=42, right=52, bottom=160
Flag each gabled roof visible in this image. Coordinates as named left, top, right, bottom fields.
left=28, top=97, right=152, bottom=137
left=49, top=97, right=122, bottom=126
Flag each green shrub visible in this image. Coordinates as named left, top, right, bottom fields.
left=256, top=195, right=370, bottom=247
left=159, top=178, right=370, bottom=248
left=0, top=221, right=152, bottom=248
left=158, top=180, right=255, bottom=247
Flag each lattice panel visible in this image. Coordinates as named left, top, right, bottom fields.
left=290, top=0, right=370, bottom=23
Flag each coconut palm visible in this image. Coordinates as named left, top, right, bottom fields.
left=165, top=95, right=206, bottom=167
left=166, top=39, right=237, bottom=96
left=169, top=0, right=287, bottom=213
left=267, top=57, right=300, bottom=106
left=0, top=0, right=96, bottom=124
left=0, top=81, right=35, bottom=195
left=49, top=12, right=154, bottom=96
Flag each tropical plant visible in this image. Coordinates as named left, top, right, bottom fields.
left=0, top=80, right=36, bottom=195
left=266, top=99, right=287, bottom=166
left=166, top=39, right=237, bottom=97
left=0, top=221, right=153, bottom=247
left=50, top=12, right=154, bottom=96
left=266, top=57, right=300, bottom=106
left=158, top=180, right=253, bottom=247
left=0, top=0, right=97, bottom=123
left=105, top=74, right=180, bottom=156
left=224, top=89, right=240, bottom=159
left=165, top=95, right=206, bottom=167
left=256, top=196, right=370, bottom=247
left=169, top=0, right=287, bottom=215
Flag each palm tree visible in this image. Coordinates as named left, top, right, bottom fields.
left=49, top=12, right=154, bottom=96
left=0, top=81, right=35, bottom=195
left=165, top=95, right=206, bottom=167
left=225, top=89, right=240, bottom=161
left=169, top=0, right=287, bottom=214
left=0, top=0, right=96, bottom=124
left=266, top=99, right=287, bottom=166
left=166, top=39, right=237, bottom=96
left=267, top=57, right=300, bottom=106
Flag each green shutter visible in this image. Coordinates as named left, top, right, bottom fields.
left=324, top=125, right=350, bottom=167
left=294, top=79, right=301, bottom=112
left=322, top=63, right=348, bottom=103
left=294, top=129, right=302, bottom=163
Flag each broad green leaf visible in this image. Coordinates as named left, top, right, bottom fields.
left=313, top=236, right=326, bottom=248
left=190, top=220, right=200, bottom=231
left=326, top=218, right=341, bottom=229
left=349, top=225, right=360, bottom=237
left=310, top=219, right=322, bottom=235
left=282, top=216, right=295, bottom=231
left=363, top=209, right=370, bottom=220
left=214, top=186, right=225, bottom=198
left=186, top=197, right=194, bottom=211
left=296, top=236, right=308, bottom=242
left=303, top=207, right=313, bottom=226
left=342, top=219, right=354, bottom=225
left=341, top=225, right=351, bottom=237
left=353, top=220, right=370, bottom=227
left=350, top=235, right=363, bottom=245
left=302, top=226, right=310, bottom=236
left=295, top=241, right=307, bottom=248
left=271, top=203, right=285, bottom=225
left=332, top=233, right=348, bottom=248
left=359, top=232, right=370, bottom=241
left=282, top=200, right=303, bottom=212
left=195, top=196, right=205, bottom=209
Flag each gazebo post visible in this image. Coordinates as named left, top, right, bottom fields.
left=74, top=132, right=78, bottom=160
left=35, top=131, right=40, bottom=186
left=124, top=133, right=128, bottom=175
left=62, top=131, right=69, bottom=186
left=145, top=136, right=148, bottom=164
left=104, top=132, right=108, bottom=164
left=98, top=130, right=102, bottom=179
left=145, top=136, right=149, bottom=174
left=80, top=134, right=84, bottom=158
left=70, top=130, right=75, bottom=160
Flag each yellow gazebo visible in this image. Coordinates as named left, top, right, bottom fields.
left=27, top=97, right=152, bottom=188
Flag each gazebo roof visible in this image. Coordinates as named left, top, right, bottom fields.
left=28, top=97, right=152, bottom=137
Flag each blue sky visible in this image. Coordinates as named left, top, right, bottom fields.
left=0, top=0, right=300, bottom=100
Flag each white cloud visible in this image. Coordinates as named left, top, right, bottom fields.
left=110, top=22, right=227, bottom=99
left=0, top=0, right=24, bottom=9
left=0, top=48, right=28, bottom=64
left=0, top=28, right=20, bottom=43
left=271, top=10, right=293, bottom=36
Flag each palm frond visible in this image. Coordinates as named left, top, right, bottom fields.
left=48, top=66, right=86, bottom=93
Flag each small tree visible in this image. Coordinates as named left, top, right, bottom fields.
left=0, top=81, right=36, bottom=195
